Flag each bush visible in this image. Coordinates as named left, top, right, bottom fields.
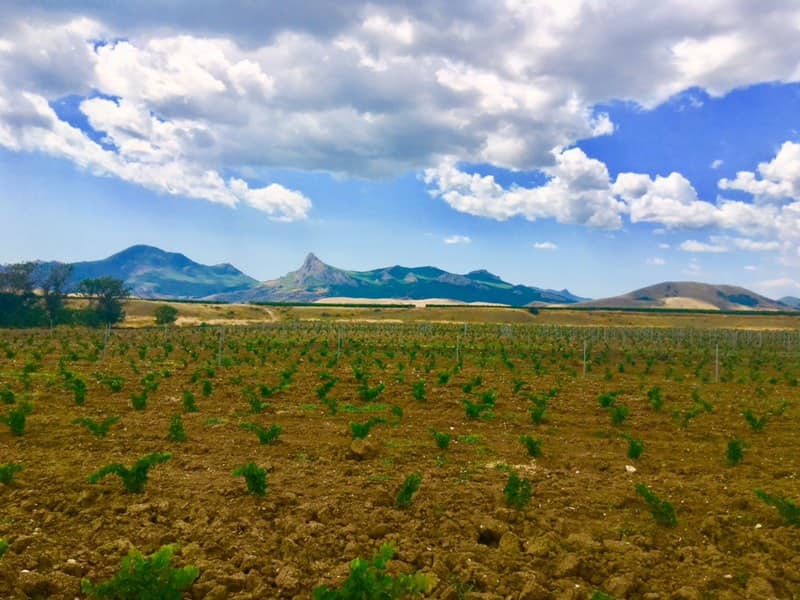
left=350, top=417, right=385, bottom=440
left=598, top=391, right=618, bottom=408
left=154, top=304, right=179, bottom=326
left=130, top=391, right=147, bottom=411
left=429, top=428, right=451, bottom=450
left=87, top=452, right=172, bottom=493
left=519, top=435, right=542, bottom=458
left=73, top=416, right=120, bottom=438
left=312, top=544, right=429, bottom=599
left=0, top=538, right=7, bottom=559
left=359, top=382, right=385, bottom=402
left=233, top=462, right=267, bottom=496
left=743, top=409, right=768, bottom=432
left=503, top=472, right=532, bottom=509
left=411, top=381, right=426, bottom=402
left=0, top=386, right=14, bottom=405
left=69, top=377, right=88, bottom=405
left=240, top=422, right=282, bottom=445
left=81, top=544, right=199, bottom=599
left=1, top=401, right=32, bottom=436
left=529, top=399, right=547, bottom=425
left=635, top=483, right=676, bottom=527
left=182, top=390, right=198, bottom=413
left=610, top=404, right=629, bottom=426
left=167, top=415, right=187, bottom=443
left=726, top=438, right=745, bottom=466
left=647, top=386, right=663, bottom=411
left=623, top=435, right=644, bottom=460
left=0, top=463, right=23, bottom=485
left=396, top=473, right=422, bottom=508
left=755, top=490, right=800, bottom=527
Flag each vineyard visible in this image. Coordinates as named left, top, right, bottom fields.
left=1, top=321, right=799, bottom=599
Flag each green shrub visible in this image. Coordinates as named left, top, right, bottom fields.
left=743, top=409, right=768, bottom=432
left=726, top=438, right=745, bottom=466
left=610, top=404, right=629, bottom=426
left=592, top=591, right=616, bottom=600
left=359, top=382, right=385, bottom=402
left=167, top=415, right=187, bottom=443
left=396, top=473, right=422, bottom=508
left=73, top=416, right=120, bottom=438
left=69, top=377, right=87, bottom=405
left=635, top=483, right=677, bottom=527
left=0, top=538, right=7, bottom=559
left=312, top=544, right=428, bottom=599
left=598, top=391, right=618, bottom=408
left=437, top=371, right=450, bottom=385
left=0, top=386, right=14, bottom=405
left=503, top=472, right=532, bottom=509
left=647, top=386, right=663, bottom=411
left=201, top=380, right=213, bottom=397
left=130, top=391, right=147, bottom=411
left=100, top=375, right=125, bottom=393
left=0, top=463, right=23, bottom=485
left=322, top=396, right=339, bottom=416
left=81, top=544, right=199, bottom=599
left=519, top=435, right=542, bottom=458
left=429, top=428, right=451, bottom=450
left=246, top=393, right=269, bottom=414
left=87, top=452, right=172, bottom=493
left=622, top=435, right=644, bottom=460
left=182, top=390, right=198, bottom=413
left=529, top=399, right=547, bottom=425
left=755, top=490, right=800, bottom=527
left=350, top=418, right=385, bottom=440
left=233, top=462, right=267, bottom=496
left=240, top=422, right=282, bottom=445
left=2, top=401, right=32, bottom=436
left=411, top=381, right=426, bottom=402
left=480, top=389, right=497, bottom=408
left=316, top=378, right=338, bottom=400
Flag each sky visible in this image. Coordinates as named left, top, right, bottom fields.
left=1, top=1, right=800, bottom=300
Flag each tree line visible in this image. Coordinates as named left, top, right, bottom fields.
left=0, top=263, right=128, bottom=328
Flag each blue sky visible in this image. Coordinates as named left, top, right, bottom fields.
left=1, top=2, right=800, bottom=299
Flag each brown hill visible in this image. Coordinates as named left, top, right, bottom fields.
left=579, top=281, right=787, bottom=311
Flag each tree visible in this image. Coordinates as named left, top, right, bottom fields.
left=79, top=277, right=128, bottom=326
left=0, top=263, right=45, bottom=327
left=154, top=304, right=179, bottom=326
left=41, top=263, right=73, bottom=326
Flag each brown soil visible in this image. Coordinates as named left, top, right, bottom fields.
left=0, top=324, right=799, bottom=599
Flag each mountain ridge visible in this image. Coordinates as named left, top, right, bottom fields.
left=579, top=281, right=788, bottom=311
left=213, top=252, right=586, bottom=305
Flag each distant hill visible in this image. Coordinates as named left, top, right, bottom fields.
left=215, top=253, right=586, bottom=306
left=580, top=281, right=788, bottom=311
left=779, top=296, right=800, bottom=309
left=37, top=245, right=258, bottom=299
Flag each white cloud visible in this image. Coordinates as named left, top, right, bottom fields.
left=729, top=238, right=780, bottom=252
left=710, top=159, right=723, bottom=169
left=744, top=265, right=757, bottom=271
left=424, top=148, right=623, bottom=228
left=646, top=257, right=665, bottom=266
left=719, top=141, right=800, bottom=203
left=443, top=234, right=471, bottom=245
left=533, top=241, right=557, bottom=250
left=679, top=240, right=728, bottom=253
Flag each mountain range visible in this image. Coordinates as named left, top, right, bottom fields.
left=5, top=245, right=798, bottom=311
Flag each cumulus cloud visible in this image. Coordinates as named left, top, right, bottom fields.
left=424, top=148, right=623, bottom=228
left=443, top=234, right=471, bottom=245
left=710, top=159, right=723, bottom=169
left=679, top=240, right=728, bottom=253
left=719, top=141, right=800, bottom=203
left=5, top=2, right=800, bottom=231
left=533, top=242, right=557, bottom=250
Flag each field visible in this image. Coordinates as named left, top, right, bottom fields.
left=1, top=319, right=799, bottom=599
